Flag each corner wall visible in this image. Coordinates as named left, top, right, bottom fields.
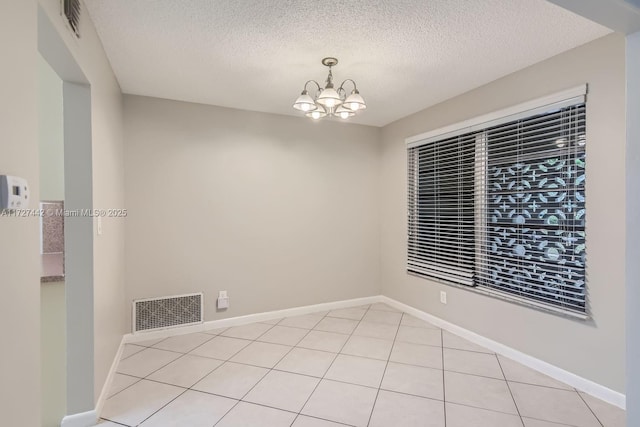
left=0, top=1, right=41, bottom=425
left=38, top=51, right=67, bottom=427
left=123, top=95, right=381, bottom=321
left=626, top=30, right=640, bottom=423
left=379, top=33, right=626, bottom=392
left=38, top=54, right=65, bottom=201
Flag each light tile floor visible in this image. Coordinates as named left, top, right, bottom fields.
left=96, top=303, right=625, bottom=427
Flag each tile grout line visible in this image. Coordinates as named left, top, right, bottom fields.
left=114, top=319, right=456, bottom=423
left=102, top=374, right=143, bottom=401
left=107, top=331, right=231, bottom=401
left=105, top=306, right=578, bottom=426
left=365, top=309, right=403, bottom=427
left=213, top=309, right=337, bottom=427
left=118, top=346, right=145, bottom=361
left=207, top=317, right=311, bottom=427
left=111, top=307, right=431, bottom=425
left=518, top=415, right=584, bottom=426
left=126, top=332, right=220, bottom=370
left=260, top=310, right=336, bottom=427
left=107, top=325, right=269, bottom=426
left=110, top=388, right=190, bottom=427
left=104, top=351, right=199, bottom=417
left=209, top=399, right=357, bottom=426
left=139, top=367, right=541, bottom=419
left=268, top=332, right=564, bottom=389
left=101, top=385, right=535, bottom=427
left=576, top=389, right=605, bottom=427
left=112, top=328, right=249, bottom=427
left=290, top=304, right=377, bottom=426
left=114, top=325, right=575, bottom=425
left=105, top=313, right=331, bottom=426
left=96, top=419, right=129, bottom=426
left=495, top=353, right=525, bottom=426
left=180, top=322, right=279, bottom=425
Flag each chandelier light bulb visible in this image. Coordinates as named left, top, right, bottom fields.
left=293, top=90, right=317, bottom=112
left=335, top=105, right=355, bottom=120
left=305, top=104, right=327, bottom=119
left=344, top=89, right=366, bottom=112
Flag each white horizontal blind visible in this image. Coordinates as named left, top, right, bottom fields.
left=408, top=94, right=587, bottom=315
left=408, top=133, right=477, bottom=286
left=479, top=103, right=587, bottom=314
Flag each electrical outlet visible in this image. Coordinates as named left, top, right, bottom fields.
left=217, top=290, right=229, bottom=309
left=440, top=291, right=447, bottom=304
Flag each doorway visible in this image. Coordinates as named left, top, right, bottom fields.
left=38, top=6, right=95, bottom=426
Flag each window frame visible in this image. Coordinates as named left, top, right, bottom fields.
left=406, top=85, right=589, bottom=320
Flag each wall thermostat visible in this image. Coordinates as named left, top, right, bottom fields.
left=0, top=175, right=30, bottom=210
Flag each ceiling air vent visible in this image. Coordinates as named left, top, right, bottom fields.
left=62, top=0, right=81, bottom=38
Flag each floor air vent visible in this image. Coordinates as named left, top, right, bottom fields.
left=133, top=292, right=203, bottom=333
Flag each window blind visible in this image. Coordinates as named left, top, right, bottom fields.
left=407, top=133, right=477, bottom=286
left=407, top=92, right=587, bottom=316
left=478, top=104, right=587, bottom=314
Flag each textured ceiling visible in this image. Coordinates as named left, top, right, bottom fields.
left=85, top=0, right=610, bottom=127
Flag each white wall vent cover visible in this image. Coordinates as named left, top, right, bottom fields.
left=132, top=292, right=203, bottom=333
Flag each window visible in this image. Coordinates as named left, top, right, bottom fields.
left=407, top=87, right=587, bottom=316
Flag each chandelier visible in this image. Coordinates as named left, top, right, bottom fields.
left=293, top=57, right=366, bottom=120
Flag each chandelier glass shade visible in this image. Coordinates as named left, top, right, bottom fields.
left=293, top=57, right=366, bottom=120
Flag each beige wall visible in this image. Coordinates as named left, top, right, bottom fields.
left=380, top=33, right=626, bottom=392
left=38, top=0, right=127, bottom=401
left=124, top=95, right=381, bottom=321
left=41, top=281, right=66, bottom=427
left=38, top=49, right=66, bottom=427
left=626, top=30, right=640, bottom=423
left=38, top=54, right=65, bottom=201
left=0, top=1, right=41, bottom=425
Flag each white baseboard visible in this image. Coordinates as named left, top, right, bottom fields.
left=123, top=295, right=383, bottom=345
left=380, top=296, right=626, bottom=409
left=95, top=335, right=127, bottom=417
left=60, top=410, right=97, bottom=427
left=93, top=293, right=624, bottom=424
